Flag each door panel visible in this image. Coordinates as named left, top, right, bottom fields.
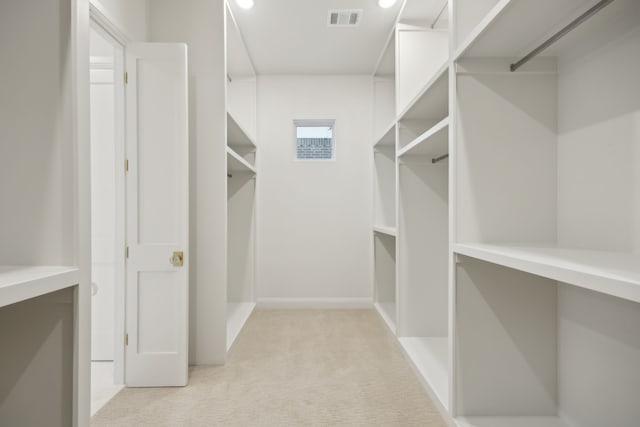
left=125, top=43, right=189, bottom=387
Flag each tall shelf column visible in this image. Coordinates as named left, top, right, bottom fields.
left=0, top=0, right=90, bottom=424
left=225, top=2, right=258, bottom=352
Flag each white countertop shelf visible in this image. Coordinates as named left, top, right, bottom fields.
left=373, top=225, right=397, bottom=237
left=0, top=265, right=80, bottom=308
left=227, top=112, right=256, bottom=149
left=398, top=117, right=448, bottom=158
left=454, top=243, right=640, bottom=304
left=226, top=146, right=256, bottom=174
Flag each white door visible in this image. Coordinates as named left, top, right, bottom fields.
left=125, top=43, right=189, bottom=387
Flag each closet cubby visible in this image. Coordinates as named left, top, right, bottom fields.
left=397, top=119, right=449, bottom=410
left=397, top=65, right=448, bottom=150
left=453, top=0, right=640, bottom=425
left=396, top=27, right=448, bottom=121
left=374, top=232, right=397, bottom=333
left=0, top=0, right=88, bottom=424
left=455, top=256, right=640, bottom=427
left=373, top=125, right=397, bottom=230
left=226, top=3, right=257, bottom=351
left=455, top=0, right=640, bottom=300
left=0, top=0, right=78, bottom=284
left=374, top=33, right=396, bottom=141
left=226, top=170, right=255, bottom=351
left=227, top=113, right=257, bottom=169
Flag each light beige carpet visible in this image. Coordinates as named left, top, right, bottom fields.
left=91, top=309, right=447, bottom=426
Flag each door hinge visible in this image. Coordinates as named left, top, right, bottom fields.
left=125, top=159, right=129, bottom=172
left=124, top=71, right=128, bottom=85
left=125, top=246, right=129, bottom=259
left=125, top=333, right=129, bottom=346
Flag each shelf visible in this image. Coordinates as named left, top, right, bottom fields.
left=398, top=337, right=449, bottom=410
left=374, top=302, right=396, bottom=334
left=227, top=112, right=256, bottom=149
left=398, top=62, right=448, bottom=122
left=454, top=0, right=622, bottom=60
left=0, top=266, right=80, bottom=309
left=373, top=225, right=397, bottom=237
left=398, top=117, right=448, bottom=158
left=226, top=302, right=256, bottom=351
left=373, top=122, right=396, bottom=148
left=454, top=244, right=640, bottom=304
left=456, top=416, right=568, bottom=427
left=226, top=146, right=256, bottom=174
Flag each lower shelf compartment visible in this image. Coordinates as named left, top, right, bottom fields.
left=226, top=302, right=256, bottom=351
left=456, top=416, right=568, bottom=427
left=398, top=337, right=449, bottom=410
left=374, top=301, right=396, bottom=334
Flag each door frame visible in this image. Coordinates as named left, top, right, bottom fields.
left=89, top=9, right=128, bottom=385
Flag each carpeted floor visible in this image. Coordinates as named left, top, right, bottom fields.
left=91, top=309, right=447, bottom=426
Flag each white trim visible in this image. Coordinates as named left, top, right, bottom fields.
left=88, top=17, right=127, bottom=386
left=256, top=298, right=373, bottom=309
left=89, top=2, right=131, bottom=45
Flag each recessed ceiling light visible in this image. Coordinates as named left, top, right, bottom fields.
left=236, top=0, right=254, bottom=9
left=378, top=0, right=397, bottom=8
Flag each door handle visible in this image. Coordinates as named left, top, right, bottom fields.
left=170, top=251, right=184, bottom=267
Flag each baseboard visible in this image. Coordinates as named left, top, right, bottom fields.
left=256, top=298, right=373, bottom=309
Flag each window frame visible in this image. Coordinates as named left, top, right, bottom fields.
left=293, top=119, right=336, bottom=162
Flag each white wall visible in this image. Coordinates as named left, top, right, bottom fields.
left=149, top=0, right=228, bottom=364
left=90, top=0, right=148, bottom=41
left=256, top=75, right=373, bottom=306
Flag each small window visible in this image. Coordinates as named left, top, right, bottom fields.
left=295, top=120, right=335, bottom=161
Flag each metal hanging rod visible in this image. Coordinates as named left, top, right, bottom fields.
left=430, top=0, right=448, bottom=29
left=227, top=173, right=232, bottom=178
left=432, top=154, right=449, bottom=164
left=510, top=0, right=615, bottom=72
left=227, top=74, right=232, bottom=83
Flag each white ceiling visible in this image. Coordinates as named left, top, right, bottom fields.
left=228, top=0, right=446, bottom=75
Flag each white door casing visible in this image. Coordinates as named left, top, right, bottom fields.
left=125, top=43, right=189, bottom=387
left=90, top=64, right=116, bottom=361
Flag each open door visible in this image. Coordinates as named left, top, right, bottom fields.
left=124, top=43, right=189, bottom=387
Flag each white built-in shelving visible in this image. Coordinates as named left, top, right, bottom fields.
left=372, top=0, right=640, bottom=425
left=397, top=63, right=449, bottom=149
left=227, top=146, right=256, bottom=174
left=373, top=225, right=397, bottom=237
left=225, top=2, right=257, bottom=352
left=0, top=0, right=90, bottom=424
left=452, top=0, right=640, bottom=425
left=372, top=21, right=398, bottom=334
left=397, top=116, right=448, bottom=158
left=370, top=1, right=453, bottom=415
left=454, top=244, right=640, bottom=304
left=0, top=266, right=80, bottom=309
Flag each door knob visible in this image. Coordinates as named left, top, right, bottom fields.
left=170, top=251, right=184, bottom=267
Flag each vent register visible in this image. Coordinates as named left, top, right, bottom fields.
left=328, top=9, right=362, bottom=26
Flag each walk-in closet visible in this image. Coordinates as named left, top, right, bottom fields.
left=2, top=0, right=638, bottom=426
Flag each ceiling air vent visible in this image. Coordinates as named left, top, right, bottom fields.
left=328, top=9, right=362, bottom=27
